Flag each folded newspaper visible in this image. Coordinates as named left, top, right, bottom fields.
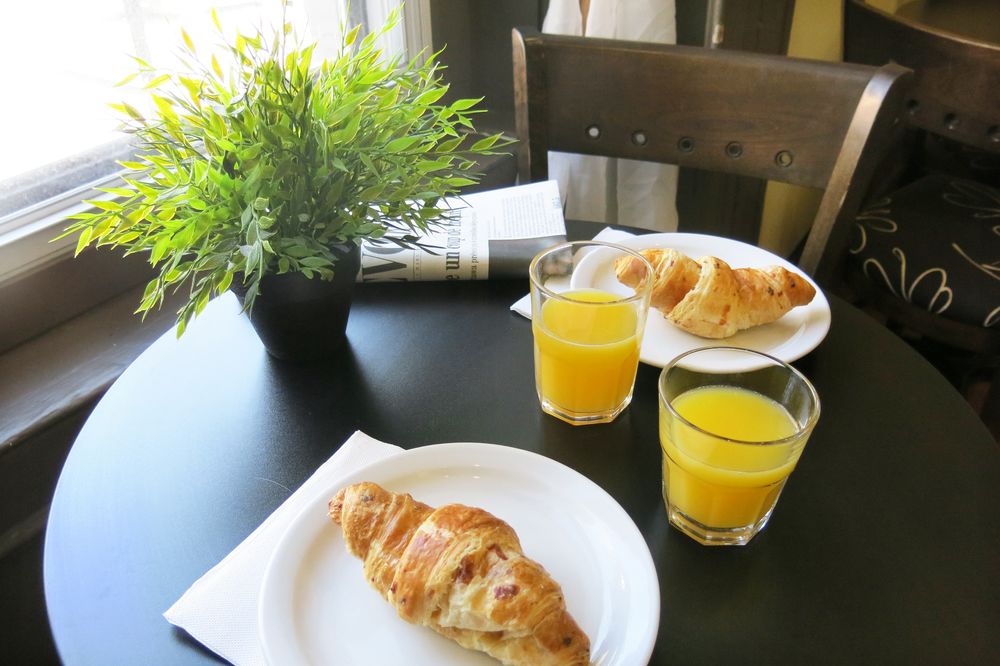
left=358, top=180, right=566, bottom=281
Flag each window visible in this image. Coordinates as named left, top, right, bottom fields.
left=0, top=0, right=430, bottom=284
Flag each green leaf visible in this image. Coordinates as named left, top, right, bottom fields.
left=194, top=287, right=211, bottom=314
left=359, top=153, right=378, bottom=174
left=145, top=74, right=172, bottom=89
left=200, top=254, right=227, bottom=270
left=179, top=76, right=203, bottom=104
left=123, top=207, right=149, bottom=227
left=357, top=68, right=389, bottom=86
left=217, top=271, right=234, bottom=294
left=141, top=279, right=159, bottom=302
left=471, top=133, right=503, bottom=152
left=417, top=159, right=450, bottom=173
left=238, top=144, right=261, bottom=161
left=299, top=256, right=331, bottom=268
left=285, top=244, right=314, bottom=258
left=98, top=186, right=138, bottom=198
left=74, top=227, right=93, bottom=256
left=88, top=199, right=124, bottom=212
left=241, top=203, right=255, bottom=227
left=386, top=135, right=420, bottom=153
left=450, top=97, right=483, bottom=112
left=344, top=24, right=361, bottom=46
left=114, top=72, right=139, bottom=88
left=121, top=103, right=144, bottom=121
left=181, top=28, right=196, bottom=53
left=65, top=212, right=98, bottom=221
left=435, top=136, right=464, bottom=153
left=330, top=112, right=363, bottom=144
left=416, top=86, right=448, bottom=106
left=114, top=231, right=141, bottom=245
left=150, top=236, right=171, bottom=264
left=92, top=216, right=115, bottom=239
left=124, top=178, right=159, bottom=199
left=152, top=94, right=180, bottom=124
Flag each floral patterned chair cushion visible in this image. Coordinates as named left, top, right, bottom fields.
left=849, top=174, right=1000, bottom=328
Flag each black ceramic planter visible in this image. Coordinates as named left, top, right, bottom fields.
left=231, top=245, right=361, bottom=362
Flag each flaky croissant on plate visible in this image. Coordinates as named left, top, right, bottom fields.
left=615, top=248, right=816, bottom=338
left=329, top=482, right=590, bottom=666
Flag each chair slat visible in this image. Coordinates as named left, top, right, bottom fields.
left=512, top=27, right=912, bottom=284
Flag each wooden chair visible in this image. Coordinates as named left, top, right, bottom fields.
left=511, top=26, right=911, bottom=286
left=842, top=0, right=1000, bottom=438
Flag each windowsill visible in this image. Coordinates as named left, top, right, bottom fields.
left=0, top=286, right=182, bottom=550
left=0, top=286, right=181, bottom=452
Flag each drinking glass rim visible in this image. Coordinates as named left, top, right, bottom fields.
left=658, top=346, right=822, bottom=447
left=528, top=240, right=654, bottom=305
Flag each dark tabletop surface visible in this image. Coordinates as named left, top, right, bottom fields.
left=44, top=221, right=1000, bottom=665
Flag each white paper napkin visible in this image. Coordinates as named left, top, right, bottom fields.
left=163, top=430, right=402, bottom=666
left=509, top=226, right=638, bottom=318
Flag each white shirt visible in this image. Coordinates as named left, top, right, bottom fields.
left=542, top=0, right=679, bottom=231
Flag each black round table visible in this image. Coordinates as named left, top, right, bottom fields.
left=44, top=223, right=1000, bottom=665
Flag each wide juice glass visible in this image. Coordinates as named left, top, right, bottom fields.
left=658, top=347, right=820, bottom=545
left=529, top=241, right=653, bottom=425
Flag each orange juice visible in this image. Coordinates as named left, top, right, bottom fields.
left=532, top=289, right=640, bottom=418
left=660, top=385, right=801, bottom=528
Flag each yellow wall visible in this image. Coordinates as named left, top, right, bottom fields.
left=758, top=0, right=909, bottom=255
left=758, top=0, right=841, bottom=255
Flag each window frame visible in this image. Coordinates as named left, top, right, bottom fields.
left=0, top=174, right=126, bottom=285
left=0, top=1, right=433, bottom=293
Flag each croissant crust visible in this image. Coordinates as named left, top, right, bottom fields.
left=330, top=482, right=590, bottom=666
left=615, top=248, right=816, bottom=338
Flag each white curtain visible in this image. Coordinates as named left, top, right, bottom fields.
left=542, top=0, right=679, bottom=232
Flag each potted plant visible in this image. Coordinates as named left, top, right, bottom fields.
left=59, top=3, right=507, bottom=360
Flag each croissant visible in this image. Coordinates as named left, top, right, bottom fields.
left=616, top=247, right=700, bottom=312
left=329, top=482, right=590, bottom=666
left=616, top=248, right=816, bottom=338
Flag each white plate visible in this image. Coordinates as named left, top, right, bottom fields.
left=259, top=443, right=660, bottom=666
left=572, top=233, right=831, bottom=371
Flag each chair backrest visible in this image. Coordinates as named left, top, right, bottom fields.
left=844, top=0, right=1000, bottom=155
left=512, top=27, right=911, bottom=286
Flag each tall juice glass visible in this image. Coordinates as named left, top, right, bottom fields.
left=529, top=241, right=653, bottom=425
left=659, top=347, right=820, bottom=545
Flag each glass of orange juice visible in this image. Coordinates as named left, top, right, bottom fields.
left=659, top=347, right=820, bottom=545
left=529, top=241, right=654, bottom=425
